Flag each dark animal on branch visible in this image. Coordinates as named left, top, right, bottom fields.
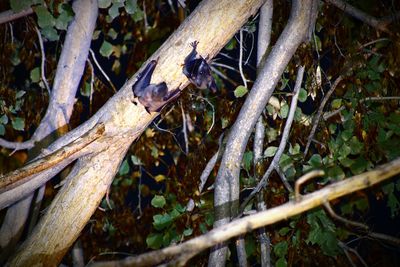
left=132, top=59, right=181, bottom=113
left=182, top=41, right=217, bottom=93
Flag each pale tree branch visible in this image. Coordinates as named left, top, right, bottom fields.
left=89, top=157, right=400, bottom=267
left=209, top=1, right=312, bottom=265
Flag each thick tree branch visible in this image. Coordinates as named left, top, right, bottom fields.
left=90, top=157, right=400, bottom=267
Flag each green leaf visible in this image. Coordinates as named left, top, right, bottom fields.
left=174, top=203, right=186, bottom=213
left=151, top=146, right=159, bottom=158
left=242, top=151, right=253, bottom=171
left=108, top=2, right=123, bottom=20
left=245, top=235, right=256, bottom=256
left=41, top=27, right=59, bottom=41
left=234, top=85, right=248, bottom=98
left=169, top=208, right=180, bottom=219
left=387, top=193, right=400, bottom=217
left=264, top=146, right=277, bottom=158
left=278, top=227, right=291, bottom=236
left=280, top=103, right=289, bottom=119
left=10, top=0, right=31, bottom=12
left=16, top=90, right=26, bottom=99
left=35, top=6, right=56, bottom=28
left=118, top=159, right=130, bottom=175
left=331, top=99, right=342, bottom=109
left=130, top=155, right=143, bottom=165
left=274, top=241, right=288, bottom=258
left=30, top=67, right=41, bottom=83
left=298, top=88, right=307, bottom=102
left=151, top=195, right=166, bottom=208
left=0, top=125, right=5, bottom=136
left=327, top=166, right=345, bottom=180
left=308, top=154, right=322, bottom=168
left=0, top=114, right=9, bottom=124
left=276, top=258, right=287, bottom=267
left=131, top=6, right=144, bottom=22
left=100, top=40, right=114, bottom=58
left=340, top=129, right=352, bottom=141
left=55, top=4, right=74, bottom=30
left=350, top=157, right=368, bottom=175
left=183, top=228, right=193, bottom=236
left=11, top=117, right=25, bottom=131
left=153, top=213, right=172, bottom=230
left=348, top=136, right=363, bottom=155
left=98, top=0, right=112, bottom=8
left=146, top=232, right=163, bottom=249
left=199, top=223, right=207, bottom=234
left=224, top=38, right=237, bottom=50
left=81, top=82, right=91, bottom=97
left=289, top=143, right=300, bottom=155
left=107, top=28, right=118, bottom=40
left=125, top=0, right=138, bottom=14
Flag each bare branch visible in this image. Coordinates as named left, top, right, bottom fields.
left=89, top=49, right=117, bottom=93
left=0, top=8, right=33, bottom=25
left=35, top=26, right=51, bottom=94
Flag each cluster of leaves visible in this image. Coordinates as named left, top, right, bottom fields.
left=0, top=90, right=26, bottom=135
left=10, top=0, right=74, bottom=41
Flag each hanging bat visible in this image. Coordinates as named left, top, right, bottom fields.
left=182, top=41, right=217, bottom=93
left=132, top=59, right=180, bottom=113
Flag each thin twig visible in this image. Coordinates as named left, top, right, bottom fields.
left=323, top=202, right=368, bottom=230
left=87, top=59, right=95, bottom=115
left=35, top=27, right=50, bottom=94
left=304, top=75, right=343, bottom=156
left=275, top=165, right=293, bottom=193
left=180, top=102, right=189, bottom=154
left=210, top=66, right=238, bottom=86
left=338, top=241, right=368, bottom=267
left=89, top=49, right=117, bottom=93
left=238, top=29, right=248, bottom=88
